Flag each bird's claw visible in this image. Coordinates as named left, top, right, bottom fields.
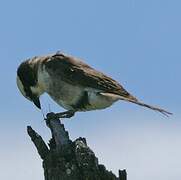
left=46, top=112, right=57, bottom=120
left=56, top=110, right=75, bottom=119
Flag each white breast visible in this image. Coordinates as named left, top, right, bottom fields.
left=38, top=65, right=85, bottom=110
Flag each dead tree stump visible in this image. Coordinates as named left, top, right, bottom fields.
left=27, top=115, right=127, bottom=180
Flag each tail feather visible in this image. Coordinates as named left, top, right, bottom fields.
left=99, top=92, right=172, bottom=116
left=118, top=96, right=172, bottom=117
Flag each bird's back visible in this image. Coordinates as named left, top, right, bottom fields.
left=42, top=53, right=137, bottom=101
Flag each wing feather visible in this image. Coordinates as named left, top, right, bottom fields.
left=43, top=53, right=135, bottom=99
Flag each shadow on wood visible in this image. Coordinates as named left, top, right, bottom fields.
left=27, top=115, right=127, bottom=180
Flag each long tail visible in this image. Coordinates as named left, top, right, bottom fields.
left=119, top=95, right=172, bottom=117
left=100, top=92, right=172, bottom=116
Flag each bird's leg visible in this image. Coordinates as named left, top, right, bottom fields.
left=55, top=110, right=75, bottom=118
left=46, top=110, right=75, bottom=120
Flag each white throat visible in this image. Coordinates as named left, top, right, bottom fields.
left=30, top=84, right=45, bottom=96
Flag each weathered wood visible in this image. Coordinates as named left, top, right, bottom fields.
left=27, top=126, right=49, bottom=160
left=119, top=169, right=127, bottom=180
left=46, top=113, right=70, bottom=149
left=27, top=115, right=127, bottom=180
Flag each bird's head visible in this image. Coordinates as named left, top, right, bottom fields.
left=17, top=59, right=43, bottom=109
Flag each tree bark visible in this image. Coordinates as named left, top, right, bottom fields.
left=27, top=116, right=127, bottom=180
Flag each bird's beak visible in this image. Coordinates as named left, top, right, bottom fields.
left=33, top=97, right=41, bottom=109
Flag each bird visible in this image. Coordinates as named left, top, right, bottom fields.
left=16, top=52, right=172, bottom=119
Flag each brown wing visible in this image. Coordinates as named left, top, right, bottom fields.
left=43, top=53, right=135, bottom=99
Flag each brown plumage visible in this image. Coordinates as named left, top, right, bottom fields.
left=43, top=53, right=136, bottom=99
left=16, top=52, right=172, bottom=117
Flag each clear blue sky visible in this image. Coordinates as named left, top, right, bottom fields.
left=0, top=0, right=180, bottom=180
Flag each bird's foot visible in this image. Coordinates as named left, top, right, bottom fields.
left=56, top=110, right=75, bottom=119
left=46, top=110, right=75, bottom=121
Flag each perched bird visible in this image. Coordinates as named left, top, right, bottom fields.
left=17, top=52, right=172, bottom=118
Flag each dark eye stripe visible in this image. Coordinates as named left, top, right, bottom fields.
left=17, top=59, right=38, bottom=99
